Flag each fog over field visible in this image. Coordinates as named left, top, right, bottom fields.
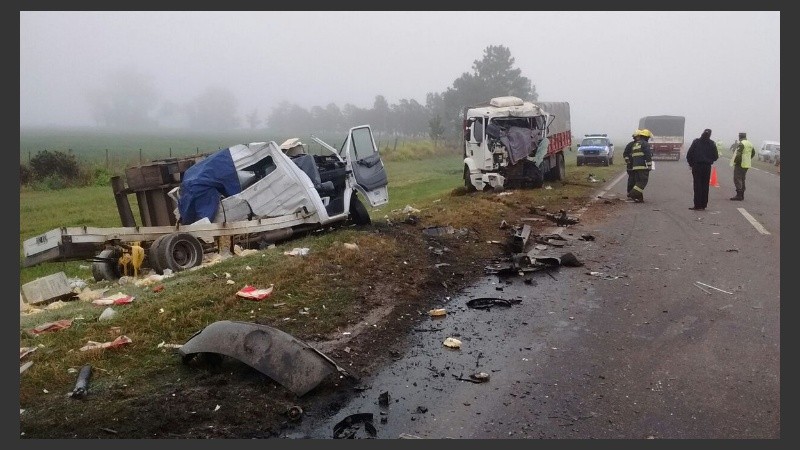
left=20, top=11, right=780, bottom=145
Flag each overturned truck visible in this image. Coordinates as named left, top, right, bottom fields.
left=462, top=96, right=572, bottom=191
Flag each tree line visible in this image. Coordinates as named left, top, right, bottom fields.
left=83, top=45, right=537, bottom=143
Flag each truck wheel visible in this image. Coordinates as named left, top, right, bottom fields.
left=148, top=235, right=169, bottom=274
left=464, top=165, right=477, bottom=192
left=92, top=248, right=123, bottom=282
left=156, top=233, right=204, bottom=273
left=546, top=152, right=566, bottom=181
left=349, top=195, right=371, bottom=225
left=576, top=157, right=583, bottom=167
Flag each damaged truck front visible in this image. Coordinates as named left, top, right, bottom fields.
left=462, top=96, right=572, bottom=191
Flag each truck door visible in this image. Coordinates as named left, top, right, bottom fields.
left=343, top=125, right=389, bottom=207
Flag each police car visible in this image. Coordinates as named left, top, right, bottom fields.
left=576, top=134, right=614, bottom=166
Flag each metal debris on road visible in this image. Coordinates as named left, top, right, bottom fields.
left=695, top=281, right=733, bottom=295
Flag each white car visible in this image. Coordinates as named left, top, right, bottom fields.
left=758, top=140, right=780, bottom=163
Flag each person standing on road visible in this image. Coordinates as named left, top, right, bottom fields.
left=623, top=130, right=639, bottom=196
left=730, top=132, right=755, bottom=201
left=685, top=128, right=719, bottom=210
left=623, top=129, right=654, bottom=202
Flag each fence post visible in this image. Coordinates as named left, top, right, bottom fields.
left=106, top=149, right=109, bottom=168
left=28, top=150, right=31, bottom=164
left=169, top=147, right=172, bottom=157
left=196, top=147, right=199, bottom=155
left=139, top=148, right=142, bottom=164
left=394, top=137, right=398, bottom=151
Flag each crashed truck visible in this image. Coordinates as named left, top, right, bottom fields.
left=462, top=96, right=572, bottom=191
left=22, top=125, right=389, bottom=281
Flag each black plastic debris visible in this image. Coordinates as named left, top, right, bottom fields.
left=559, top=252, right=584, bottom=267
left=379, top=391, right=390, bottom=407
left=510, top=224, right=531, bottom=253
left=70, top=364, right=92, bottom=399
left=545, top=210, right=579, bottom=226
left=579, top=234, right=595, bottom=241
left=466, top=297, right=522, bottom=310
left=333, top=413, right=376, bottom=439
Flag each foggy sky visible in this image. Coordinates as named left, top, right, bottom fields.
left=20, top=11, right=780, bottom=144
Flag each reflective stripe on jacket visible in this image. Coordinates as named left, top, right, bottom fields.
left=623, top=141, right=653, bottom=170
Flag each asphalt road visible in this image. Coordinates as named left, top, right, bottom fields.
left=287, top=159, right=781, bottom=439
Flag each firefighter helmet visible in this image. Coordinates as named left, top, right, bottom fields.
left=637, top=129, right=653, bottom=139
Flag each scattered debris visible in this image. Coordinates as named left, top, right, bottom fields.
left=21, top=272, right=73, bottom=305
left=545, top=210, right=579, bottom=226
left=379, top=391, right=390, bottom=407
left=92, top=292, right=135, bottom=306
left=70, top=365, right=92, bottom=399
left=587, top=271, right=624, bottom=280
left=233, top=244, right=259, bottom=257
left=399, top=433, right=422, bottom=439
left=284, top=248, right=310, bottom=257
left=466, top=297, right=522, bottom=310
left=453, top=372, right=491, bottom=383
left=402, top=205, right=421, bottom=214
left=428, top=308, right=447, bottom=317
left=30, top=319, right=73, bottom=335
left=287, top=406, right=303, bottom=421
left=235, top=284, right=274, bottom=301
left=343, top=242, right=359, bottom=251
left=20, top=361, right=33, bottom=374
left=579, top=234, right=595, bottom=241
left=333, top=413, right=376, bottom=439
left=443, top=337, right=462, bottom=349
left=179, top=320, right=350, bottom=396
left=510, top=224, right=531, bottom=253
left=157, top=341, right=182, bottom=349
left=98, top=307, right=117, bottom=321
left=413, top=327, right=444, bottom=332
left=695, top=281, right=733, bottom=295
left=693, top=283, right=712, bottom=295
left=79, top=335, right=132, bottom=352
left=415, top=406, right=428, bottom=414
left=20, top=347, right=38, bottom=360
left=558, top=252, right=584, bottom=267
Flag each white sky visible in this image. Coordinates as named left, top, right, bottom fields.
left=20, top=11, right=780, bottom=144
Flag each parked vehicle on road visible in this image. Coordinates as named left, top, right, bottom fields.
left=758, top=140, right=780, bottom=163
left=576, top=133, right=614, bottom=166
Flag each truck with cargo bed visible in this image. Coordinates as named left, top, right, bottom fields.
left=22, top=125, right=388, bottom=281
left=638, top=115, right=685, bottom=161
left=462, top=96, right=571, bottom=191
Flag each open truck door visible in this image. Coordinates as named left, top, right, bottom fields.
left=341, top=125, right=389, bottom=207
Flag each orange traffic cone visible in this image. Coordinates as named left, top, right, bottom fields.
left=710, top=166, right=719, bottom=187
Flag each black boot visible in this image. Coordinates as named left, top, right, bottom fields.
left=730, top=190, right=743, bottom=201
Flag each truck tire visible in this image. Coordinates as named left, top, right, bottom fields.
left=545, top=153, right=566, bottom=181
left=92, top=248, right=123, bottom=282
left=349, top=195, right=371, bottom=225
left=464, top=165, right=477, bottom=192
left=155, top=233, right=204, bottom=273
left=147, top=234, right=170, bottom=274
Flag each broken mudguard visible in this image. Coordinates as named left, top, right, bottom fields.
left=179, top=320, right=350, bottom=396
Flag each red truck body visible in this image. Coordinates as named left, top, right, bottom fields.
left=638, top=115, right=685, bottom=161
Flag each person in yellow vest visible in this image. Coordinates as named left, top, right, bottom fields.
left=729, top=132, right=755, bottom=201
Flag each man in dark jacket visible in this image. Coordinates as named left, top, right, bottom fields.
left=685, top=128, right=719, bottom=210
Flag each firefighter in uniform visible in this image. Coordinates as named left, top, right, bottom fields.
left=623, top=129, right=654, bottom=202
left=623, top=130, right=639, bottom=196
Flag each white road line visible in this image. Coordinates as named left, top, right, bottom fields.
left=738, top=207, right=771, bottom=235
